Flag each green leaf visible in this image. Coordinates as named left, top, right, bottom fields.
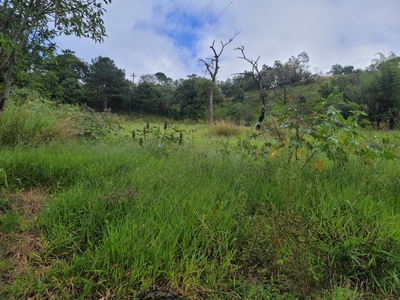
left=5, top=45, right=13, bottom=58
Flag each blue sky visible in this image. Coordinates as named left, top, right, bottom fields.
left=54, top=0, right=400, bottom=81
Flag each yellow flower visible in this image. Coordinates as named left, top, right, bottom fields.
left=296, top=148, right=304, bottom=157
left=312, top=160, right=325, bottom=172
left=269, top=151, right=280, bottom=158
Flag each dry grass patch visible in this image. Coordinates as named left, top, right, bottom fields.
left=9, top=190, right=47, bottom=220
left=209, top=120, right=246, bottom=137
left=0, top=190, right=48, bottom=296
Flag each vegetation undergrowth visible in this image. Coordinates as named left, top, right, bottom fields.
left=1, top=101, right=400, bottom=299
left=0, top=96, right=123, bottom=147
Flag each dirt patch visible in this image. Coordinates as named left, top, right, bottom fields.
left=1, top=190, right=47, bottom=288
left=1, top=230, right=43, bottom=284
left=9, top=189, right=47, bottom=220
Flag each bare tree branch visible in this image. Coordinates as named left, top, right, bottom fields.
left=234, top=45, right=267, bottom=129
left=198, top=31, right=240, bottom=125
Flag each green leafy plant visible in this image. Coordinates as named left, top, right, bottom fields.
left=263, top=92, right=400, bottom=168
left=69, top=105, right=123, bottom=139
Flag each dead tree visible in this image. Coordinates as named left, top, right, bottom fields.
left=198, top=32, right=240, bottom=125
left=235, top=46, right=267, bottom=130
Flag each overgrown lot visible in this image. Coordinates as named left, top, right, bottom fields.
left=1, top=101, right=400, bottom=299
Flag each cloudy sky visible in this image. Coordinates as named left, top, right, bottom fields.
left=55, top=0, right=400, bottom=82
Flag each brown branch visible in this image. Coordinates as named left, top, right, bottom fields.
left=235, top=45, right=266, bottom=105
left=235, top=45, right=268, bottom=129
left=198, top=31, right=240, bottom=125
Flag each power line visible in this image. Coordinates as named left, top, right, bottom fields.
left=148, top=0, right=194, bottom=74
left=164, top=0, right=234, bottom=74
left=159, top=0, right=215, bottom=71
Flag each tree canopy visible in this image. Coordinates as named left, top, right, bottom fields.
left=0, top=0, right=111, bottom=113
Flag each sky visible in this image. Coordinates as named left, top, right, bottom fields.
left=55, top=0, right=400, bottom=82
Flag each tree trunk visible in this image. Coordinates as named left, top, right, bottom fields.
left=0, top=52, right=16, bottom=115
left=209, top=81, right=215, bottom=125
left=103, top=95, right=108, bottom=111
left=283, top=86, right=287, bottom=105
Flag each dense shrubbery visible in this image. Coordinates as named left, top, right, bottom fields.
left=0, top=89, right=123, bottom=146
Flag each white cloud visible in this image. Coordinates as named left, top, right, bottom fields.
left=55, top=0, right=400, bottom=81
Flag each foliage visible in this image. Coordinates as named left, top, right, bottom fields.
left=317, top=53, right=400, bottom=129
left=0, top=91, right=123, bottom=146
left=219, top=78, right=245, bottom=102
left=0, top=97, right=72, bottom=146
left=174, top=75, right=207, bottom=121
left=365, top=53, right=400, bottom=128
left=69, top=105, right=123, bottom=139
left=266, top=51, right=312, bottom=104
left=328, top=64, right=359, bottom=76
left=287, top=98, right=398, bottom=166
left=7, top=47, right=400, bottom=128
left=214, top=102, right=256, bottom=125
left=0, top=0, right=111, bottom=113
left=85, top=56, right=129, bottom=111
left=134, top=81, right=162, bottom=114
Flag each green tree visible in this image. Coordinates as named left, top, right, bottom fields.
left=52, top=50, right=88, bottom=81
left=157, top=80, right=176, bottom=117
left=0, top=0, right=111, bottom=114
left=174, top=75, right=207, bottom=121
left=26, top=50, right=89, bottom=103
left=51, top=50, right=88, bottom=103
left=367, top=53, right=400, bottom=128
left=319, top=53, right=400, bottom=128
left=30, top=70, right=64, bottom=100
left=85, top=56, right=127, bottom=111
left=219, top=78, right=245, bottom=102
left=273, top=52, right=311, bottom=104
left=155, top=72, right=172, bottom=86
left=328, top=64, right=358, bottom=76
left=134, top=81, right=161, bottom=115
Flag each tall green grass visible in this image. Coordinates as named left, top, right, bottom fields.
left=0, top=100, right=72, bottom=146
left=1, top=139, right=399, bottom=299
left=0, top=98, right=123, bottom=147
left=1, top=98, right=400, bottom=298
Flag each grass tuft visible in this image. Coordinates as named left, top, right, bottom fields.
left=208, top=120, right=246, bottom=137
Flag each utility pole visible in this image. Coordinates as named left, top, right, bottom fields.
left=131, top=73, right=137, bottom=83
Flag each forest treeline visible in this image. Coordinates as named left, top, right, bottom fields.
left=10, top=49, right=400, bottom=128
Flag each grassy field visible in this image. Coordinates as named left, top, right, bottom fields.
left=1, top=103, right=400, bottom=299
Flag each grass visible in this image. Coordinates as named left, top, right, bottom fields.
left=1, top=101, right=400, bottom=299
